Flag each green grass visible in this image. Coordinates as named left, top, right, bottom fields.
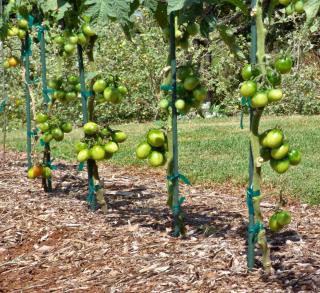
left=2, top=115, right=319, bottom=204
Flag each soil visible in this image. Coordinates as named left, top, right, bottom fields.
left=0, top=151, right=319, bottom=293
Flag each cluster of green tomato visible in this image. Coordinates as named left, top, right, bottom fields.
left=160, top=65, right=207, bottom=114
left=279, top=0, right=305, bottom=15
left=75, top=122, right=127, bottom=162
left=7, top=17, right=29, bottom=40
left=269, top=209, right=292, bottom=232
left=27, top=164, right=52, bottom=180
left=47, top=75, right=81, bottom=103
left=3, top=18, right=30, bottom=69
left=240, top=56, right=293, bottom=108
left=259, top=128, right=301, bottom=174
left=53, top=23, right=96, bottom=56
left=135, top=129, right=168, bottom=167
left=162, top=21, right=200, bottom=50
left=92, top=76, right=128, bottom=105
left=35, top=113, right=73, bottom=143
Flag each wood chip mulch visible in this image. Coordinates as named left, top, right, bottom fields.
left=0, top=151, right=319, bottom=293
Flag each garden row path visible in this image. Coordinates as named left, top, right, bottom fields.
left=0, top=151, right=319, bottom=292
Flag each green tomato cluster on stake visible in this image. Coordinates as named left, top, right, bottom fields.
left=136, top=129, right=168, bottom=167
left=92, top=75, right=128, bottom=105
left=53, top=22, right=96, bottom=57
left=47, top=74, right=80, bottom=103
left=240, top=55, right=293, bottom=108
left=259, top=128, right=301, bottom=174
left=75, top=122, right=127, bottom=163
left=162, top=18, right=200, bottom=50
left=160, top=65, right=207, bottom=114
left=269, top=210, right=292, bottom=232
left=279, top=0, right=305, bottom=15
left=35, top=112, right=73, bottom=143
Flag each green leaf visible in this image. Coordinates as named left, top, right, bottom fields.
left=223, top=0, right=249, bottom=16
left=304, top=0, right=320, bottom=26
left=85, top=0, right=132, bottom=25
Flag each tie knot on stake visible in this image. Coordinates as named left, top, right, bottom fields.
left=172, top=196, right=186, bottom=216
left=246, top=187, right=260, bottom=216
left=0, top=96, right=9, bottom=113
left=240, top=97, right=251, bottom=129
left=167, top=173, right=191, bottom=185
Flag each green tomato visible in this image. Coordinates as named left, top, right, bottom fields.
left=75, top=141, right=88, bottom=153
left=77, top=149, right=90, bottom=162
left=193, top=87, right=207, bottom=102
left=175, top=99, right=186, bottom=112
left=38, top=122, right=50, bottom=132
left=82, top=23, right=96, bottom=37
left=18, top=19, right=29, bottom=30
left=61, top=122, right=73, bottom=133
left=54, top=35, right=64, bottom=45
left=183, top=76, right=200, bottom=91
left=267, top=69, right=282, bottom=86
left=77, top=33, right=88, bottom=46
left=18, top=29, right=26, bottom=39
left=241, top=64, right=252, bottom=80
left=267, top=89, right=283, bottom=102
left=100, top=128, right=111, bottom=137
left=104, top=141, right=119, bottom=154
left=147, top=129, right=166, bottom=148
left=270, top=157, right=290, bottom=174
left=52, top=128, right=64, bottom=141
left=286, top=4, right=294, bottom=15
left=83, top=122, right=100, bottom=135
left=269, top=214, right=283, bottom=232
left=148, top=151, right=165, bottom=167
left=240, top=81, right=257, bottom=97
left=42, top=132, right=53, bottom=143
left=93, top=79, right=107, bottom=93
left=279, top=0, right=291, bottom=5
left=288, top=149, right=301, bottom=166
left=69, top=35, right=79, bottom=45
left=8, top=26, right=19, bottom=36
left=104, top=87, right=122, bottom=104
left=294, top=1, right=304, bottom=13
left=265, top=129, right=284, bottom=148
left=159, top=99, right=169, bottom=110
left=275, top=57, right=293, bottom=74
left=117, top=85, right=128, bottom=96
left=47, top=79, right=60, bottom=90
left=42, top=167, right=52, bottom=179
left=67, top=75, right=80, bottom=85
left=251, top=91, right=268, bottom=108
left=64, top=43, right=75, bottom=54
left=35, top=113, right=48, bottom=123
left=112, top=131, right=127, bottom=143
left=271, top=141, right=290, bottom=160
left=276, top=210, right=292, bottom=226
left=65, top=92, right=77, bottom=102
left=90, top=145, right=106, bottom=161
left=27, top=168, right=36, bottom=179
left=136, top=142, right=152, bottom=159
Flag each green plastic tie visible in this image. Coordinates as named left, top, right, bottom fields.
left=87, top=181, right=98, bottom=210
left=248, top=222, right=264, bottom=243
left=0, top=96, right=9, bottom=113
left=36, top=24, right=47, bottom=41
left=240, top=97, right=252, bottom=129
left=246, top=187, right=261, bottom=216
left=172, top=196, right=185, bottom=215
left=160, top=84, right=173, bottom=91
left=78, top=162, right=85, bottom=171
left=167, top=173, right=191, bottom=185
left=48, top=161, right=57, bottom=170
left=40, top=138, right=45, bottom=146
left=81, top=90, right=94, bottom=98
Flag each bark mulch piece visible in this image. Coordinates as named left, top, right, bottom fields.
left=0, top=151, right=319, bottom=292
